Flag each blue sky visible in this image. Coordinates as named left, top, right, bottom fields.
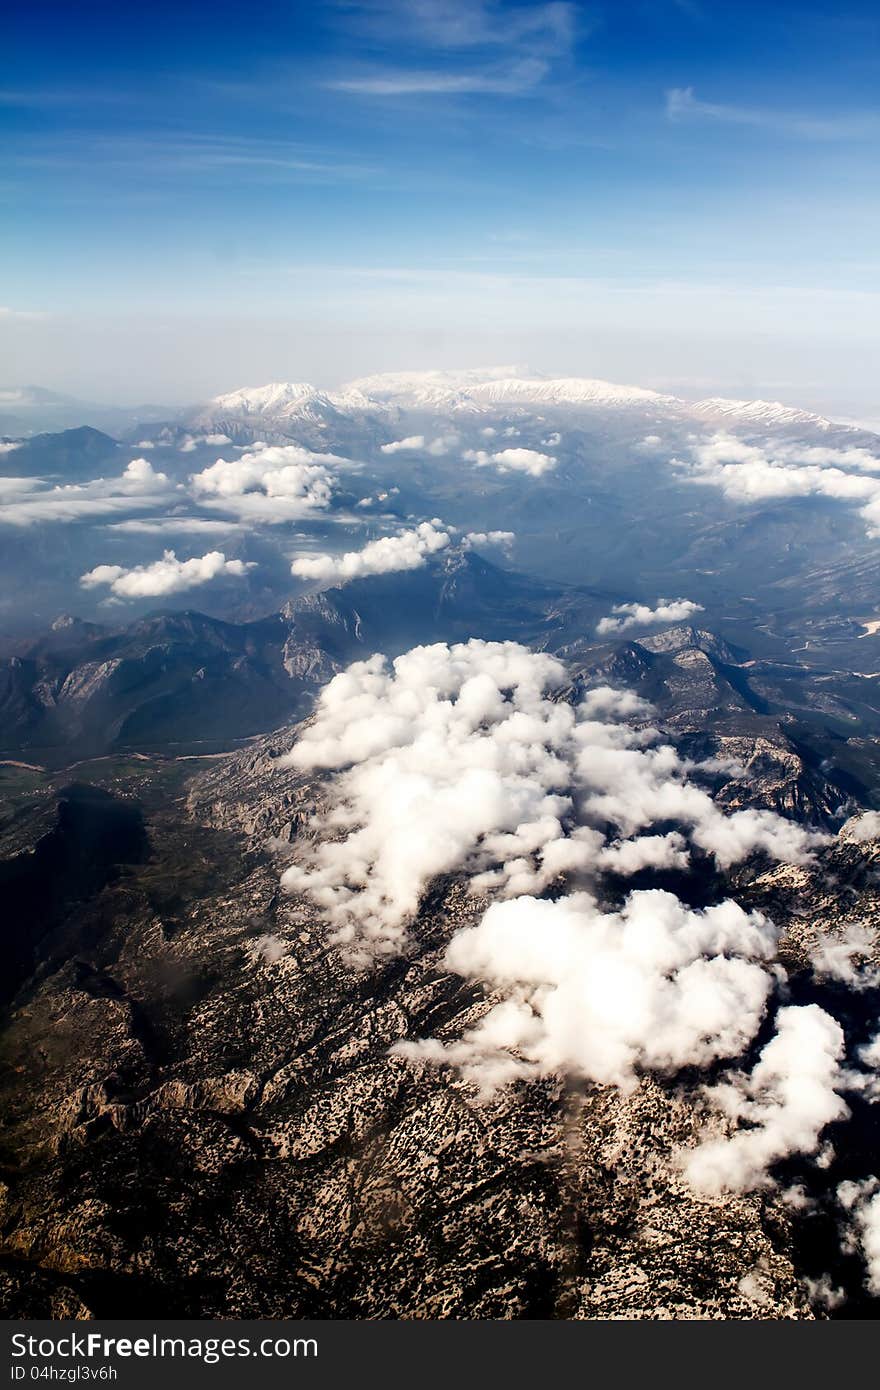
left=2, top=0, right=879, bottom=412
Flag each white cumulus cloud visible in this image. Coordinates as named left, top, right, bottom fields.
left=676, top=434, right=880, bottom=534
left=291, top=521, right=514, bottom=586
left=399, top=888, right=780, bottom=1094
left=191, top=443, right=349, bottom=523
left=291, top=519, right=453, bottom=583
left=596, top=597, right=704, bottom=636
left=380, top=435, right=425, bottom=453
left=683, top=1005, right=850, bottom=1194
left=839, top=1179, right=880, bottom=1295
left=80, top=548, right=254, bottom=598
left=464, top=446, right=557, bottom=477
left=462, top=529, right=514, bottom=550
left=279, top=641, right=823, bottom=959
left=270, top=639, right=866, bottom=1198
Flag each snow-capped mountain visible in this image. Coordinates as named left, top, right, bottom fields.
left=465, top=376, right=675, bottom=409
left=184, top=370, right=876, bottom=449
left=189, top=380, right=392, bottom=440
left=689, top=397, right=835, bottom=431
left=207, top=382, right=327, bottom=419
left=343, top=368, right=674, bottom=411
left=344, top=366, right=533, bottom=408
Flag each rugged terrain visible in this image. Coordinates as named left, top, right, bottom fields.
left=1, top=690, right=878, bottom=1320
left=3, top=373, right=880, bottom=1319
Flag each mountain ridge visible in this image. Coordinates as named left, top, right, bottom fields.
left=186, top=369, right=873, bottom=441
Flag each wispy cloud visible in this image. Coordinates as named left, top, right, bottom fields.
left=11, top=134, right=378, bottom=183
left=339, top=0, right=576, bottom=53
left=666, top=86, right=880, bottom=140
left=0, top=459, right=173, bottom=528
left=327, top=0, right=576, bottom=99
left=0, top=86, right=130, bottom=108
left=327, top=58, right=548, bottom=96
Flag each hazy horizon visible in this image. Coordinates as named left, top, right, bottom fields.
left=3, top=338, right=879, bottom=427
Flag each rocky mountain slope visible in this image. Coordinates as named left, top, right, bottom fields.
left=0, top=553, right=606, bottom=760
left=1, top=685, right=878, bottom=1319
left=6, top=560, right=880, bottom=815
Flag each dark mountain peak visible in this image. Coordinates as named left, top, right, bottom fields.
left=24, top=424, right=119, bottom=451
left=572, top=641, right=655, bottom=688
left=4, top=425, right=121, bottom=479
left=130, top=608, right=235, bottom=640
left=54, top=424, right=116, bottom=445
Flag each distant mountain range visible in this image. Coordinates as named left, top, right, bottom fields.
left=0, top=386, right=173, bottom=437
left=0, top=550, right=582, bottom=758
left=186, top=369, right=854, bottom=440
left=2, top=370, right=868, bottom=447
left=3, top=547, right=876, bottom=825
